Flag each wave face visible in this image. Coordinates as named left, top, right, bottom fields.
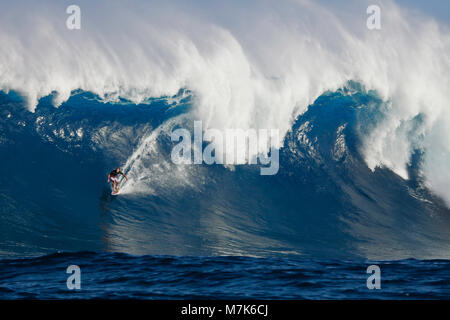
left=1, top=86, right=450, bottom=261
left=1, top=0, right=450, bottom=262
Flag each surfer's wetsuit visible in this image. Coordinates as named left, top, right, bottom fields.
left=109, top=170, right=124, bottom=183
left=108, top=169, right=128, bottom=193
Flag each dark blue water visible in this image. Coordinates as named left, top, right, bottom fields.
left=2, top=251, right=450, bottom=299
left=1, top=85, right=450, bottom=299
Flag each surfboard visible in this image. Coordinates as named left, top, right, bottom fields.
left=111, top=176, right=125, bottom=195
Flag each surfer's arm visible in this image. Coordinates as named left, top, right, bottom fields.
left=121, top=172, right=128, bottom=181
left=107, top=173, right=111, bottom=183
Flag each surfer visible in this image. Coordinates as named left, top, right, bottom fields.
left=107, top=168, right=128, bottom=193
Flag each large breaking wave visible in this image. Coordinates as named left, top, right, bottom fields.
left=1, top=0, right=450, bottom=260
left=2, top=85, right=450, bottom=260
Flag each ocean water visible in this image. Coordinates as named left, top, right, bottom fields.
left=1, top=88, right=450, bottom=299
left=1, top=0, right=450, bottom=299
left=2, top=252, right=450, bottom=299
